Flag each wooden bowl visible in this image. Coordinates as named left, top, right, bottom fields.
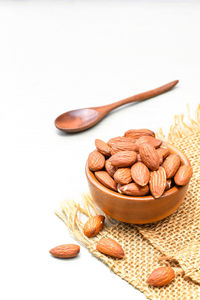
left=85, top=144, right=191, bottom=224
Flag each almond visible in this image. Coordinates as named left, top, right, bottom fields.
left=95, top=139, right=111, bottom=156
left=96, top=238, right=124, bottom=258
left=109, top=151, right=137, bottom=167
left=114, top=168, right=132, bottom=185
left=136, top=136, right=162, bottom=148
left=49, top=244, right=80, bottom=258
left=88, top=150, right=105, bottom=171
left=174, top=165, right=193, bottom=186
left=83, top=215, right=105, bottom=238
left=162, top=154, right=181, bottom=178
left=108, top=136, right=136, bottom=147
left=150, top=167, right=166, bottom=198
left=147, top=267, right=175, bottom=287
left=95, top=171, right=117, bottom=191
left=119, top=183, right=149, bottom=196
left=131, top=162, right=150, bottom=186
left=110, top=141, right=138, bottom=155
left=139, top=143, right=160, bottom=171
left=124, top=128, right=155, bottom=139
left=165, top=179, right=172, bottom=191
left=157, top=147, right=170, bottom=164
left=105, top=158, right=117, bottom=177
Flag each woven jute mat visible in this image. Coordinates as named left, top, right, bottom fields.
left=56, top=105, right=200, bottom=300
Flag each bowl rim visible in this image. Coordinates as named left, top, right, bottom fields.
left=86, top=143, right=191, bottom=202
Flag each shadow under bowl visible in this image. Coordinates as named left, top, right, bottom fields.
left=85, top=143, right=190, bottom=224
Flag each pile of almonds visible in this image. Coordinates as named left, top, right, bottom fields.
left=88, top=129, right=193, bottom=198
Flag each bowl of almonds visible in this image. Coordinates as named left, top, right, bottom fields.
left=86, top=129, right=193, bottom=224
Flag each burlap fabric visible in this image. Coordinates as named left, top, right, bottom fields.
left=56, top=106, right=200, bottom=300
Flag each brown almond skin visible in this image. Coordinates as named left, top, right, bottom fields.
left=83, top=215, right=105, bottom=238
left=136, top=136, right=162, bottom=148
left=157, top=147, right=170, bottom=164
left=114, top=168, right=132, bottom=185
left=139, top=143, right=160, bottom=171
left=49, top=244, right=80, bottom=258
left=174, top=165, right=193, bottom=186
left=109, top=150, right=137, bottom=167
left=88, top=150, right=105, bottom=171
left=95, top=139, right=111, bottom=156
left=95, top=171, right=117, bottom=191
left=131, top=162, right=150, bottom=186
left=150, top=167, right=166, bottom=198
left=147, top=267, right=175, bottom=287
left=119, top=183, right=149, bottom=196
left=162, top=154, right=181, bottom=178
left=124, top=128, right=155, bottom=139
left=105, top=158, right=117, bottom=177
left=108, top=136, right=136, bottom=147
left=96, top=238, right=124, bottom=258
left=111, top=141, right=139, bottom=155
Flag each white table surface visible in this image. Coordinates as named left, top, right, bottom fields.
left=1, top=1, right=199, bottom=299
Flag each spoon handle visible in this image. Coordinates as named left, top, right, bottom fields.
left=103, top=80, right=179, bottom=112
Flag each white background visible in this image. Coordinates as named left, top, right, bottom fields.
left=0, top=1, right=199, bottom=299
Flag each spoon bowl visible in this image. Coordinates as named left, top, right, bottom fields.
left=55, top=108, right=99, bottom=133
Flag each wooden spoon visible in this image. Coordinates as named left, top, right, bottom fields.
left=55, top=80, right=178, bottom=133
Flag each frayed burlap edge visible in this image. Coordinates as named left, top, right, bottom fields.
left=157, top=104, right=200, bottom=141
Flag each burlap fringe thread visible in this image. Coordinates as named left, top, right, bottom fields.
left=55, top=104, right=200, bottom=300
left=157, top=104, right=200, bottom=141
